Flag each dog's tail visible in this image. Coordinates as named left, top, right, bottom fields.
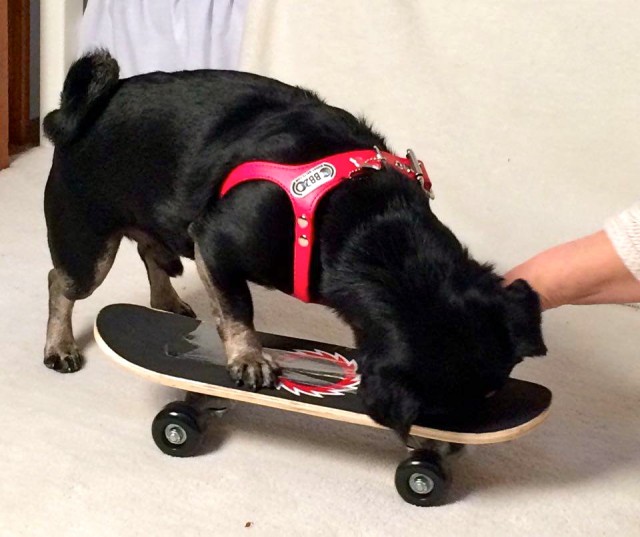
left=43, top=50, right=120, bottom=146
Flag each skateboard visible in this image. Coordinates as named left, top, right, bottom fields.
left=94, top=303, right=552, bottom=506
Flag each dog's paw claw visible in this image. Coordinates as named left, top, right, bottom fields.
left=153, top=298, right=196, bottom=318
left=177, top=301, right=196, bottom=318
left=228, top=352, right=279, bottom=390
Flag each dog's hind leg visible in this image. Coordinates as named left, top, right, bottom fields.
left=45, top=269, right=77, bottom=371
left=44, top=172, right=124, bottom=372
left=192, top=241, right=279, bottom=390
left=45, top=234, right=121, bottom=372
left=134, top=233, right=195, bottom=318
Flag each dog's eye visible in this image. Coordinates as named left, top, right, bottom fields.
left=484, top=390, right=497, bottom=399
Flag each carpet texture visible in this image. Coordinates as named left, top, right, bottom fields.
left=1, top=146, right=638, bottom=536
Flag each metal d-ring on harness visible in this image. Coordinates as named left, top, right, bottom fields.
left=349, top=146, right=435, bottom=200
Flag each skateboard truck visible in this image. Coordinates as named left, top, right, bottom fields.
left=406, top=435, right=466, bottom=458
left=185, top=392, right=234, bottom=419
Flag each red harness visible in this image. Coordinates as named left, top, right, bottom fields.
left=220, top=147, right=433, bottom=303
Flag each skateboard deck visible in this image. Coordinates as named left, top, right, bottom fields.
left=94, top=304, right=551, bottom=445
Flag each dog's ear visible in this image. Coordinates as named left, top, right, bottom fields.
left=503, top=279, right=547, bottom=358
left=358, top=366, right=421, bottom=439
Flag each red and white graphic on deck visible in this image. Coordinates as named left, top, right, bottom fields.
left=276, top=349, right=359, bottom=398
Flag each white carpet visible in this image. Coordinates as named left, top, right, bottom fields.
left=1, top=147, right=639, bottom=536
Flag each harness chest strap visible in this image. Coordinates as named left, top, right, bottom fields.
left=219, top=148, right=433, bottom=303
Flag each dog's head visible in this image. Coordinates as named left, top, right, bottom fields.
left=320, top=172, right=546, bottom=438
left=355, top=273, right=546, bottom=438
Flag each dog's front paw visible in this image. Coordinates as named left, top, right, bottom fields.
left=44, top=347, right=84, bottom=373
left=228, top=351, right=279, bottom=390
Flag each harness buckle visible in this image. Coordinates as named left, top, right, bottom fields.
left=407, top=148, right=435, bottom=200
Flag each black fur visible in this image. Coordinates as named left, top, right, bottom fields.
left=44, top=51, right=546, bottom=437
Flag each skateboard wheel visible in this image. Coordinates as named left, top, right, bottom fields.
left=152, top=402, right=203, bottom=457
left=395, top=451, right=450, bottom=507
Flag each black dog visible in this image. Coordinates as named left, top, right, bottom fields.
left=43, top=51, right=546, bottom=436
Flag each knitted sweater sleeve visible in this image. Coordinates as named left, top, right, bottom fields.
left=604, top=202, right=640, bottom=281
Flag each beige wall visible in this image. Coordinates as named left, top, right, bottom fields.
left=241, top=0, right=640, bottom=271
left=40, top=0, right=84, bottom=138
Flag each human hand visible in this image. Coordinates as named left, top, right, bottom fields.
left=504, top=231, right=640, bottom=310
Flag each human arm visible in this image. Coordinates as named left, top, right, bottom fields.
left=504, top=204, right=640, bottom=310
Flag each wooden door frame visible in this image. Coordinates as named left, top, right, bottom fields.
left=1, top=0, right=9, bottom=170
left=8, top=0, right=31, bottom=150
left=1, top=0, right=35, bottom=170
